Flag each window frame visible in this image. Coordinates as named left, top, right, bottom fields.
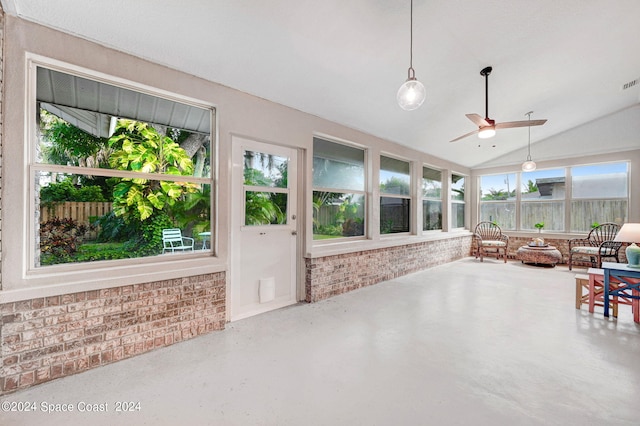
left=451, top=173, right=466, bottom=229
left=7, top=54, right=220, bottom=293
left=475, top=161, right=629, bottom=233
left=379, top=154, right=412, bottom=235
left=422, top=165, right=443, bottom=232
left=312, top=137, right=367, bottom=243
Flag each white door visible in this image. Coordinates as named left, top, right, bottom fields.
left=231, top=136, right=298, bottom=321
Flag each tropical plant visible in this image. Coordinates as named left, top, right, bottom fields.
left=108, top=120, right=199, bottom=221
left=244, top=166, right=285, bottom=225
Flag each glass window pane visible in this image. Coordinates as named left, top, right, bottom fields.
left=244, top=151, right=288, bottom=188
left=37, top=67, right=212, bottom=179
left=36, top=172, right=211, bottom=266
left=245, top=191, right=287, bottom=225
left=313, top=138, right=364, bottom=191
left=380, top=197, right=410, bottom=234
left=480, top=174, right=516, bottom=200
left=521, top=201, right=564, bottom=231
left=452, top=202, right=465, bottom=228
left=423, top=200, right=442, bottom=231
left=521, top=169, right=565, bottom=200
left=480, top=202, right=516, bottom=230
left=380, top=156, right=410, bottom=196
left=422, top=167, right=442, bottom=198
left=33, top=66, right=215, bottom=270
left=313, top=192, right=365, bottom=239
left=570, top=200, right=627, bottom=232
left=571, top=163, right=628, bottom=199
left=451, top=174, right=465, bottom=201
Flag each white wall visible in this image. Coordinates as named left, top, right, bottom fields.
left=0, top=16, right=469, bottom=300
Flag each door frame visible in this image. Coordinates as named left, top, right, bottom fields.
left=229, top=135, right=304, bottom=321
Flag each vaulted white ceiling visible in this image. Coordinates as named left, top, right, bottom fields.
left=3, top=0, right=640, bottom=168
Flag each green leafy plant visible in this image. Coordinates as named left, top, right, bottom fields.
left=243, top=167, right=285, bottom=225
left=591, top=222, right=600, bottom=229
left=535, top=222, right=545, bottom=230
left=108, top=120, right=198, bottom=221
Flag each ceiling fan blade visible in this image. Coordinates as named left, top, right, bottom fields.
left=450, top=129, right=480, bottom=142
left=465, top=113, right=490, bottom=127
left=495, top=119, right=547, bottom=129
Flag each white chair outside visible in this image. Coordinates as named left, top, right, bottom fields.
left=162, top=228, right=194, bottom=253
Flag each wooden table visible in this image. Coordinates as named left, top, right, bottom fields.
left=516, top=245, right=562, bottom=266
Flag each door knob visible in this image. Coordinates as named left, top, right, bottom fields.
left=291, top=231, right=297, bottom=236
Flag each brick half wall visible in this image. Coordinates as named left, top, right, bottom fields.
left=0, top=272, right=226, bottom=394
left=306, top=235, right=472, bottom=302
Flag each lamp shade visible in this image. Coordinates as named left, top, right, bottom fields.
left=522, top=160, right=537, bottom=172
left=614, top=223, right=640, bottom=268
left=397, top=78, right=426, bottom=110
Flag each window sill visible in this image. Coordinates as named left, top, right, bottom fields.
left=0, top=255, right=227, bottom=304
left=306, top=230, right=472, bottom=259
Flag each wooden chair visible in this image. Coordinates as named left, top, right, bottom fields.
left=162, top=228, right=194, bottom=253
left=568, top=222, right=622, bottom=270
left=473, top=221, right=509, bottom=263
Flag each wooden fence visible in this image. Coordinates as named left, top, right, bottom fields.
left=40, top=202, right=113, bottom=225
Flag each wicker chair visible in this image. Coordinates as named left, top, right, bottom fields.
left=568, top=222, right=622, bottom=270
left=473, top=221, right=509, bottom=263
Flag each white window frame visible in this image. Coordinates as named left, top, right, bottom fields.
left=451, top=173, right=466, bottom=229
left=312, top=137, right=367, bottom=243
left=380, top=154, right=412, bottom=235
left=422, top=165, right=443, bottom=232
left=1, top=54, right=220, bottom=298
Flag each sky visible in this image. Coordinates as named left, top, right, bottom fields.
left=480, top=162, right=628, bottom=194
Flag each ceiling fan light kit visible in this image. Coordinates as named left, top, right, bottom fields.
left=450, top=66, right=547, bottom=142
left=397, top=0, right=425, bottom=111
left=478, top=125, right=496, bottom=139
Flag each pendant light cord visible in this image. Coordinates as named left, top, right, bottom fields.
left=408, top=0, right=415, bottom=78
left=526, top=111, right=532, bottom=160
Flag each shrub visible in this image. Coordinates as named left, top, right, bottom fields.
left=40, top=217, right=87, bottom=265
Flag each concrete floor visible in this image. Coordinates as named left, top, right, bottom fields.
left=2, top=258, right=640, bottom=425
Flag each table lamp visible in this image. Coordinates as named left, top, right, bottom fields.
left=614, top=223, right=640, bottom=268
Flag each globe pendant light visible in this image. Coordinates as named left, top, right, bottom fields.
left=397, top=0, right=425, bottom=110
left=522, top=111, right=537, bottom=172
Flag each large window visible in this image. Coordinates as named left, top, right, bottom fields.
left=451, top=174, right=466, bottom=228
left=571, top=163, right=628, bottom=232
left=479, top=173, right=516, bottom=229
left=476, top=161, right=629, bottom=233
left=380, top=156, right=411, bottom=234
left=422, top=166, right=442, bottom=231
left=521, top=168, right=565, bottom=231
left=312, top=138, right=365, bottom=240
left=34, top=66, right=214, bottom=267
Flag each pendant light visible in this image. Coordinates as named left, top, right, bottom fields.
left=397, top=0, right=425, bottom=110
left=521, top=111, right=537, bottom=172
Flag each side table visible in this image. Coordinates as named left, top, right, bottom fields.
left=602, top=262, right=640, bottom=321
left=516, top=245, right=562, bottom=267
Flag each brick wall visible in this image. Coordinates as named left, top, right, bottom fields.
left=0, top=272, right=226, bottom=394
left=306, top=235, right=472, bottom=302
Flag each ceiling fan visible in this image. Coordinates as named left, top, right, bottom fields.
left=450, top=66, right=547, bottom=142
